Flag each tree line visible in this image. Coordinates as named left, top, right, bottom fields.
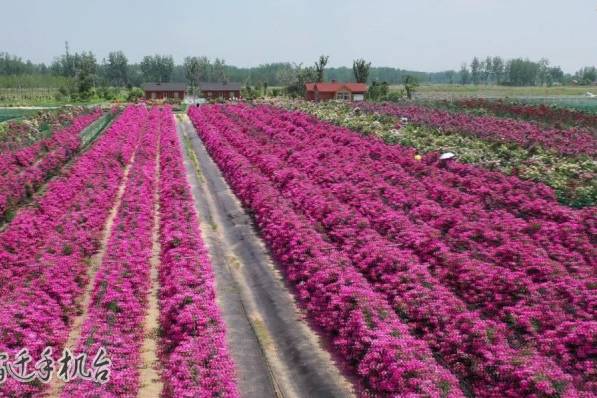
left=458, top=56, right=596, bottom=86
left=1, top=48, right=595, bottom=98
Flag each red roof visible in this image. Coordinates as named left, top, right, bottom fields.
left=305, top=82, right=368, bottom=93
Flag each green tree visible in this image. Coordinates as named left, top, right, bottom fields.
left=285, top=64, right=318, bottom=97
left=548, top=66, right=564, bottom=85
left=73, top=52, right=97, bottom=98
left=491, top=56, right=504, bottom=84
left=275, top=63, right=297, bottom=86
left=105, top=51, right=128, bottom=86
left=537, top=58, right=550, bottom=86
left=445, top=70, right=455, bottom=84
left=577, top=66, right=597, bottom=85
left=183, top=56, right=200, bottom=95
left=140, top=56, right=158, bottom=81
left=140, top=55, right=174, bottom=82
left=506, top=58, right=540, bottom=86
left=314, top=55, right=329, bottom=82
left=470, top=57, right=481, bottom=84
left=367, top=81, right=389, bottom=101
left=213, top=58, right=226, bottom=81
left=483, top=56, right=492, bottom=84
left=352, top=58, right=371, bottom=83
left=460, top=63, right=470, bottom=84
left=157, top=55, right=174, bottom=82
left=402, top=75, right=419, bottom=99
left=196, top=56, right=211, bottom=82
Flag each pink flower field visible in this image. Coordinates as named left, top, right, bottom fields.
left=354, top=101, right=597, bottom=156
left=188, top=103, right=596, bottom=398
left=0, top=109, right=102, bottom=222
left=0, top=101, right=594, bottom=398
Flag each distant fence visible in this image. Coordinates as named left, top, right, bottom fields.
left=0, top=87, right=60, bottom=103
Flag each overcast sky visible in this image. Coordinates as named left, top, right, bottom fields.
left=2, top=0, right=596, bottom=72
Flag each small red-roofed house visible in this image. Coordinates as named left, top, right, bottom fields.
left=305, top=81, right=368, bottom=101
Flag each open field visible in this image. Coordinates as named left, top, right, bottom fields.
left=386, top=84, right=597, bottom=112
left=0, top=87, right=61, bottom=105
left=0, top=108, right=37, bottom=122
left=0, top=100, right=595, bottom=397
left=394, top=83, right=597, bottom=97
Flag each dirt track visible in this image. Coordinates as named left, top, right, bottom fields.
left=176, top=114, right=355, bottom=398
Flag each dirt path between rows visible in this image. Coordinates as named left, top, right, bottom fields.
left=46, top=135, right=141, bottom=398
left=137, top=130, right=163, bottom=398
left=176, top=114, right=355, bottom=398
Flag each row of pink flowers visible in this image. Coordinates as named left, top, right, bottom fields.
left=0, top=107, right=88, bottom=152
left=204, top=104, right=590, bottom=396
left=251, top=104, right=595, bottom=271
left=261, top=105, right=595, bottom=272
left=354, top=101, right=597, bottom=156
left=157, top=107, right=239, bottom=397
left=62, top=106, right=160, bottom=397
left=0, top=108, right=101, bottom=174
left=189, top=105, right=464, bottom=397
left=0, top=109, right=102, bottom=221
left=233, top=105, right=596, bottom=388
left=0, top=105, right=147, bottom=396
left=447, top=98, right=597, bottom=131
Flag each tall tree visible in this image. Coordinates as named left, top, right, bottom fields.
left=285, top=64, right=318, bottom=97
left=314, top=55, right=329, bottom=82
left=506, top=58, right=540, bottom=86
left=470, top=57, right=481, bottom=85
left=445, top=70, right=455, bottom=84
left=212, top=58, right=226, bottom=81
left=491, top=56, right=504, bottom=84
left=140, top=55, right=174, bottom=82
left=274, top=63, right=297, bottom=86
left=196, top=56, right=211, bottom=82
left=402, top=75, right=419, bottom=99
left=483, top=56, right=492, bottom=84
left=105, top=51, right=128, bottom=86
left=548, top=66, right=564, bottom=85
left=183, top=56, right=200, bottom=94
left=157, top=55, right=174, bottom=82
left=577, top=66, right=597, bottom=85
left=352, top=58, right=371, bottom=83
left=459, top=63, right=470, bottom=84
left=537, top=58, right=550, bottom=86
left=75, top=51, right=97, bottom=98
left=140, top=55, right=158, bottom=81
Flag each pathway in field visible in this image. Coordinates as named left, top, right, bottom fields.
left=47, top=127, right=142, bottom=398
left=137, top=129, right=164, bottom=398
left=176, top=114, right=355, bottom=398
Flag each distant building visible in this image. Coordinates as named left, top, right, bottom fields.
left=142, top=82, right=187, bottom=100
left=305, top=82, right=368, bottom=102
left=199, top=82, right=242, bottom=100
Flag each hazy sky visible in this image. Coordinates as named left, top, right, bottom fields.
left=2, top=0, right=596, bottom=72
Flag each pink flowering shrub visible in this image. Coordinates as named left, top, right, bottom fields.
left=157, top=108, right=239, bottom=397
left=0, top=109, right=102, bottom=221
left=355, top=101, right=597, bottom=156
left=0, top=105, right=147, bottom=396
left=61, top=106, right=160, bottom=397
left=445, top=98, right=597, bottom=131
left=189, top=106, right=464, bottom=397
left=190, top=104, right=596, bottom=397
left=0, top=106, right=88, bottom=152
